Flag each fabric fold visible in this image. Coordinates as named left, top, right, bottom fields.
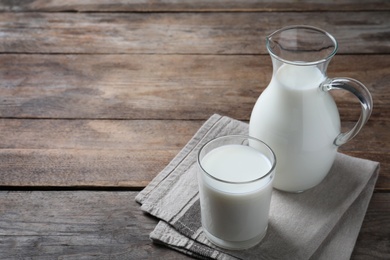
left=136, top=114, right=379, bottom=260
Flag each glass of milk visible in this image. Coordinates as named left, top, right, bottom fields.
left=197, top=135, right=276, bottom=250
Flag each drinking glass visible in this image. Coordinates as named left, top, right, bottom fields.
left=197, top=135, right=276, bottom=250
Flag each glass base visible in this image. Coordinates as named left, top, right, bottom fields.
left=203, top=226, right=267, bottom=250
left=274, top=187, right=306, bottom=193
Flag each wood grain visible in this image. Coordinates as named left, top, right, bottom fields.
left=0, top=119, right=388, bottom=190
left=1, top=0, right=390, bottom=12
left=0, top=120, right=386, bottom=153
left=0, top=191, right=192, bottom=259
left=0, top=1, right=388, bottom=258
left=0, top=119, right=202, bottom=150
left=0, top=149, right=180, bottom=188
left=0, top=12, right=388, bottom=54
left=0, top=191, right=388, bottom=259
left=352, top=193, right=390, bottom=259
left=1, top=54, right=388, bottom=120
left=0, top=120, right=201, bottom=188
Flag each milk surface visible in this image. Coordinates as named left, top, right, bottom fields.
left=249, top=64, right=340, bottom=192
left=202, top=144, right=271, bottom=183
left=198, top=144, right=273, bottom=249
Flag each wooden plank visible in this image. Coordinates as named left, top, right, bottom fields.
left=0, top=120, right=202, bottom=188
left=0, top=149, right=177, bottom=188
left=0, top=119, right=201, bottom=150
left=351, top=192, right=390, bottom=259
left=0, top=119, right=387, bottom=155
left=0, top=191, right=192, bottom=259
left=1, top=148, right=383, bottom=189
left=1, top=54, right=388, bottom=120
left=0, top=191, right=388, bottom=259
left=0, top=119, right=388, bottom=189
left=1, top=0, right=389, bottom=12
left=0, top=12, right=388, bottom=54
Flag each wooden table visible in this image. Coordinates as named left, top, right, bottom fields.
left=0, top=1, right=389, bottom=259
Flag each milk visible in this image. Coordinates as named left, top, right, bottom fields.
left=198, top=144, right=274, bottom=250
left=249, top=64, right=340, bottom=192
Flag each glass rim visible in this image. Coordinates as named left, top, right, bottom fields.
left=197, top=135, right=276, bottom=185
left=266, top=25, right=339, bottom=66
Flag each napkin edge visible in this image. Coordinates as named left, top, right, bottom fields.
left=135, top=114, right=223, bottom=204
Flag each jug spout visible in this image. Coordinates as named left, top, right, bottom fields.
left=266, top=25, right=338, bottom=68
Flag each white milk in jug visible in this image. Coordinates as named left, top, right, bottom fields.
left=249, top=64, right=340, bottom=192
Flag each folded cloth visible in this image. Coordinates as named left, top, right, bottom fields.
left=136, top=114, right=380, bottom=260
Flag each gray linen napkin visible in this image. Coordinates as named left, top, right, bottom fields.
left=136, top=114, right=379, bottom=260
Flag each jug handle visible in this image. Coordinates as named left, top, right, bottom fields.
left=321, top=78, right=373, bottom=147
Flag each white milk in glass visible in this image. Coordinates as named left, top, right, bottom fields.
left=249, top=64, right=340, bottom=192
left=198, top=144, right=274, bottom=250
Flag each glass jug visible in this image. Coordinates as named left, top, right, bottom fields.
left=249, top=26, right=373, bottom=192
